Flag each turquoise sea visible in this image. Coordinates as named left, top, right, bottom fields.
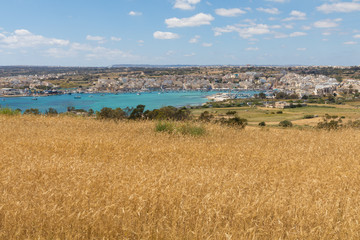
left=1, top=91, right=258, bottom=113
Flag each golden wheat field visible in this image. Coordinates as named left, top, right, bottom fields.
left=1, top=115, right=360, bottom=239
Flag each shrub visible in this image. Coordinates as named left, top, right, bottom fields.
left=317, top=120, right=341, bottom=130
left=97, top=107, right=126, bottom=121
left=259, top=121, right=266, bottom=127
left=317, top=115, right=343, bottom=130
left=198, top=111, right=213, bottom=122
left=145, top=106, right=191, bottom=121
left=304, top=115, right=315, bottom=119
left=226, top=110, right=237, bottom=116
left=45, top=108, right=58, bottom=115
left=129, top=105, right=145, bottom=120
left=276, top=111, right=283, bottom=114
left=346, top=120, right=360, bottom=129
left=219, top=116, right=248, bottom=129
left=155, top=122, right=206, bottom=136
left=88, top=109, right=94, bottom=116
left=279, top=120, right=293, bottom=127
left=155, top=122, right=175, bottom=133
left=0, top=107, right=21, bottom=116
left=24, top=108, right=40, bottom=115
left=178, top=123, right=206, bottom=136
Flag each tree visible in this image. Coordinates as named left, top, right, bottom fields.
left=129, top=105, right=145, bottom=120
left=259, top=92, right=267, bottom=99
left=97, top=107, right=126, bottom=120
left=276, top=92, right=287, bottom=99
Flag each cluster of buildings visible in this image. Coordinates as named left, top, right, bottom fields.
left=1, top=71, right=360, bottom=98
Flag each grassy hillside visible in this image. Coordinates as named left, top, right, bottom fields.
left=1, top=115, right=360, bottom=239
left=192, top=102, right=360, bottom=127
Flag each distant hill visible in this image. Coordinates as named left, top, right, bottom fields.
left=111, top=64, right=199, bottom=68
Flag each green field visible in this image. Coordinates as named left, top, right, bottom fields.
left=192, top=102, right=360, bottom=127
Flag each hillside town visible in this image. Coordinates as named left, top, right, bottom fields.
left=1, top=67, right=360, bottom=99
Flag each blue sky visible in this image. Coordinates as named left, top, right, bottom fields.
left=0, top=0, right=359, bottom=66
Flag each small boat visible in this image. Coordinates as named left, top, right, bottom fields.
left=32, top=97, right=38, bottom=100
left=137, top=92, right=141, bottom=95
left=100, top=94, right=105, bottom=96
left=89, top=95, right=93, bottom=98
left=74, top=96, right=81, bottom=99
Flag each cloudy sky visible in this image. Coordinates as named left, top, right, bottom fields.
left=0, top=0, right=359, bottom=66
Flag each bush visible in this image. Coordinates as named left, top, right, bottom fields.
left=219, top=116, right=248, bottom=129
left=0, top=107, right=21, bottom=116
left=24, top=108, right=40, bottom=115
left=317, top=116, right=342, bottom=130
left=145, top=106, right=191, bottom=121
left=155, top=122, right=175, bottom=133
left=304, top=114, right=315, bottom=119
left=45, top=108, right=58, bottom=115
left=97, top=107, right=126, bottom=120
left=259, top=121, right=266, bottom=127
left=346, top=120, right=360, bottom=129
left=88, top=109, right=94, bottom=116
left=279, top=120, right=293, bottom=127
left=129, top=105, right=145, bottom=120
left=226, top=110, right=237, bottom=116
left=276, top=111, right=283, bottom=114
left=198, top=111, right=213, bottom=122
left=178, top=123, right=206, bottom=136
left=155, top=122, right=206, bottom=136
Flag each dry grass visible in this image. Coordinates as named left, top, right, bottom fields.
left=1, top=115, right=360, bottom=239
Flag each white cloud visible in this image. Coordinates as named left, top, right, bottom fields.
left=245, top=47, right=259, bottom=51
left=283, top=10, right=306, bottom=21
left=317, top=2, right=360, bottom=13
left=344, top=41, right=357, bottom=45
left=184, top=52, right=196, bottom=57
left=273, top=31, right=307, bottom=39
left=257, top=7, right=280, bottom=15
left=45, top=43, right=136, bottom=60
left=354, top=34, right=360, bottom=38
left=0, top=29, right=69, bottom=49
left=289, top=32, right=307, bottom=37
left=214, top=23, right=271, bottom=39
left=322, top=32, right=331, bottom=36
left=174, top=0, right=201, bottom=10
left=202, top=42, right=213, bottom=47
left=166, top=13, right=214, bottom=28
left=274, top=33, right=288, bottom=38
left=314, top=18, right=342, bottom=28
left=138, top=40, right=144, bottom=46
left=166, top=50, right=175, bottom=56
left=284, top=24, right=294, bottom=29
left=86, top=35, right=106, bottom=43
left=266, top=0, right=287, bottom=2
left=297, top=48, right=307, bottom=51
left=111, top=37, right=122, bottom=41
left=153, top=31, right=180, bottom=40
left=189, top=35, right=200, bottom=43
left=84, top=47, right=135, bottom=60
left=129, top=11, right=142, bottom=16
left=215, top=8, right=246, bottom=17
left=302, top=25, right=312, bottom=30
